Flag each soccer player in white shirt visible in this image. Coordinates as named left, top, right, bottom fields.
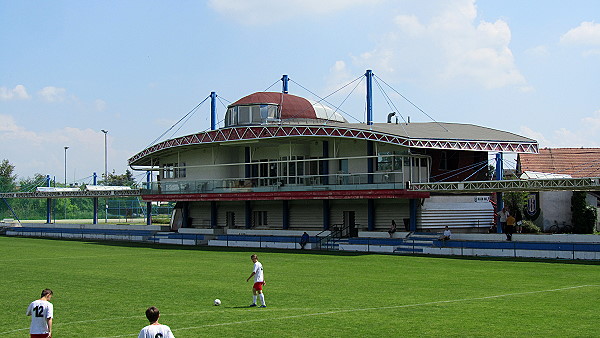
left=26, top=288, right=54, bottom=338
left=138, top=306, right=175, bottom=338
left=246, top=254, right=266, bottom=307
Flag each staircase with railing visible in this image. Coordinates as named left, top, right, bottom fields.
left=315, top=223, right=354, bottom=250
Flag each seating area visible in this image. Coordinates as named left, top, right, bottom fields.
left=5, top=226, right=157, bottom=242
left=3, top=223, right=599, bottom=260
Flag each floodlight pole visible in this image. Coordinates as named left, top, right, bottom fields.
left=101, top=129, right=108, bottom=223
left=495, top=152, right=504, bottom=233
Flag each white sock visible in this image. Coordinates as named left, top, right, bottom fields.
left=253, top=295, right=257, bottom=304
left=259, top=293, right=265, bottom=306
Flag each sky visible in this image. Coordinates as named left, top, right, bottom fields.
left=1, top=0, right=600, bottom=185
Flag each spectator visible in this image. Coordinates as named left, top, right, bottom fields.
left=498, top=207, right=510, bottom=233
left=506, top=214, right=516, bottom=241
left=439, top=226, right=452, bottom=241
left=300, top=232, right=309, bottom=249
left=388, top=220, right=397, bottom=238
left=515, top=209, right=523, bottom=233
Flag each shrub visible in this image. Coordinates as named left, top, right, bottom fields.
left=151, top=216, right=171, bottom=224
left=521, top=220, right=541, bottom=233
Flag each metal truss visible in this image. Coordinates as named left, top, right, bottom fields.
left=0, top=190, right=141, bottom=199
left=129, top=125, right=538, bottom=165
left=409, top=177, right=600, bottom=193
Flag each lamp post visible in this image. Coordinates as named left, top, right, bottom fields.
left=101, top=130, right=108, bottom=223
left=64, top=146, right=69, bottom=220
left=101, top=130, right=108, bottom=180
left=64, top=146, right=69, bottom=185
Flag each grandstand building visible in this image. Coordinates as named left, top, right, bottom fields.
left=128, top=74, right=538, bottom=233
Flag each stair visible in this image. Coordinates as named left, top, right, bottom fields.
left=394, top=233, right=438, bottom=253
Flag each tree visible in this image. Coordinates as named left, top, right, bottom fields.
left=503, top=191, right=528, bottom=216
left=0, top=159, right=17, bottom=192
left=571, top=191, right=597, bottom=234
left=101, top=169, right=137, bottom=187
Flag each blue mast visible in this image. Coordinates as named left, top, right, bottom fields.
left=365, top=70, right=373, bottom=125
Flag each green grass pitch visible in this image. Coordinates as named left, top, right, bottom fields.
left=1, top=236, right=599, bottom=337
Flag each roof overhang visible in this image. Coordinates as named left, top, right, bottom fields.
left=129, top=124, right=538, bottom=166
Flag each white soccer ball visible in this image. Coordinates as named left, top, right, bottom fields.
left=214, top=299, right=221, bottom=306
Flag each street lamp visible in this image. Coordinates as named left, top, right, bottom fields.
left=101, top=130, right=108, bottom=223
left=64, top=146, right=69, bottom=220
left=101, top=130, right=108, bottom=181
left=64, top=146, right=69, bottom=185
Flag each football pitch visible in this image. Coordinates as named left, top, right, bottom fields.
left=1, top=236, right=599, bottom=337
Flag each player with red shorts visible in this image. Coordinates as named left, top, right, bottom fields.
left=246, top=254, right=266, bottom=308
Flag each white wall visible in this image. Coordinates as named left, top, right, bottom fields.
left=539, top=191, right=572, bottom=231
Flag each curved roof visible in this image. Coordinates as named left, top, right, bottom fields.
left=129, top=122, right=538, bottom=166
left=230, top=92, right=346, bottom=123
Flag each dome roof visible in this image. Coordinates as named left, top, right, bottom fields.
left=230, top=92, right=347, bottom=123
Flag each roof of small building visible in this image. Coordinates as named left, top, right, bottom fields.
left=230, top=92, right=347, bottom=122
left=518, top=148, right=600, bottom=178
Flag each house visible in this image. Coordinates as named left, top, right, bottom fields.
left=517, top=148, right=600, bottom=231
left=128, top=76, right=538, bottom=234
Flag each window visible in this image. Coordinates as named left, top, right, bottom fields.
left=440, top=151, right=448, bottom=170
left=226, top=211, right=235, bottom=227
left=224, top=104, right=279, bottom=127
left=377, top=152, right=393, bottom=171
left=253, top=211, right=268, bottom=227
left=162, top=163, right=185, bottom=179
left=178, top=162, right=186, bottom=178
left=377, top=152, right=404, bottom=172
left=162, top=163, right=175, bottom=179
left=238, top=106, right=251, bottom=124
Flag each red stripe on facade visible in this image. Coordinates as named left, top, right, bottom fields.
left=141, top=189, right=430, bottom=202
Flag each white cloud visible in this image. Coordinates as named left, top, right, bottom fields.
left=325, top=60, right=355, bottom=93
left=525, top=45, right=549, bottom=57
left=94, top=99, right=107, bottom=112
left=560, top=21, right=600, bottom=45
left=0, top=114, right=126, bottom=180
left=520, top=110, right=600, bottom=148
left=38, top=86, right=68, bottom=103
left=0, top=85, right=31, bottom=101
left=338, top=0, right=527, bottom=90
left=208, top=0, right=380, bottom=25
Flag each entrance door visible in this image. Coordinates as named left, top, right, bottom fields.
left=343, top=211, right=356, bottom=237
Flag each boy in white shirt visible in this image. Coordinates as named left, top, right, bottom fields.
left=26, top=288, right=54, bottom=338
left=138, top=306, right=175, bottom=338
left=246, top=254, right=266, bottom=308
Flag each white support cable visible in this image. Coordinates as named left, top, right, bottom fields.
left=374, top=74, right=449, bottom=132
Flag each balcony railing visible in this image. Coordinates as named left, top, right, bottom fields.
left=143, top=172, right=411, bottom=195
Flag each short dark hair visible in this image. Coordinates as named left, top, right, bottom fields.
left=41, top=289, right=53, bottom=298
left=251, top=254, right=257, bottom=260
left=145, top=306, right=160, bottom=323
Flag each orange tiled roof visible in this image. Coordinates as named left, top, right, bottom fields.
left=518, top=148, right=600, bottom=178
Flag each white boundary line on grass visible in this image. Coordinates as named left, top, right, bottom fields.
left=96, top=284, right=600, bottom=338
left=2, top=285, right=597, bottom=336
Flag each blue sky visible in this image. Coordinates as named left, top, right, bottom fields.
left=1, top=0, right=600, bottom=184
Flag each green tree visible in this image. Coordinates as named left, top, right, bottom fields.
left=503, top=191, right=528, bottom=216
left=101, top=169, right=137, bottom=187
left=571, top=191, right=597, bottom=234
left=0, top=159, right=17, bottom=192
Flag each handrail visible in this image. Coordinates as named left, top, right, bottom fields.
left=317, top=223, right=353, bottom=250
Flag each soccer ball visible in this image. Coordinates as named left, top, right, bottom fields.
left=214, top=299, right=221, bottom=306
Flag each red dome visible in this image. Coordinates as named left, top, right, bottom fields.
left=230, top=92, right=317, bottom=119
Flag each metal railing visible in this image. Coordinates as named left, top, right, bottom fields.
left=144, top=173, right=409, bottom=195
